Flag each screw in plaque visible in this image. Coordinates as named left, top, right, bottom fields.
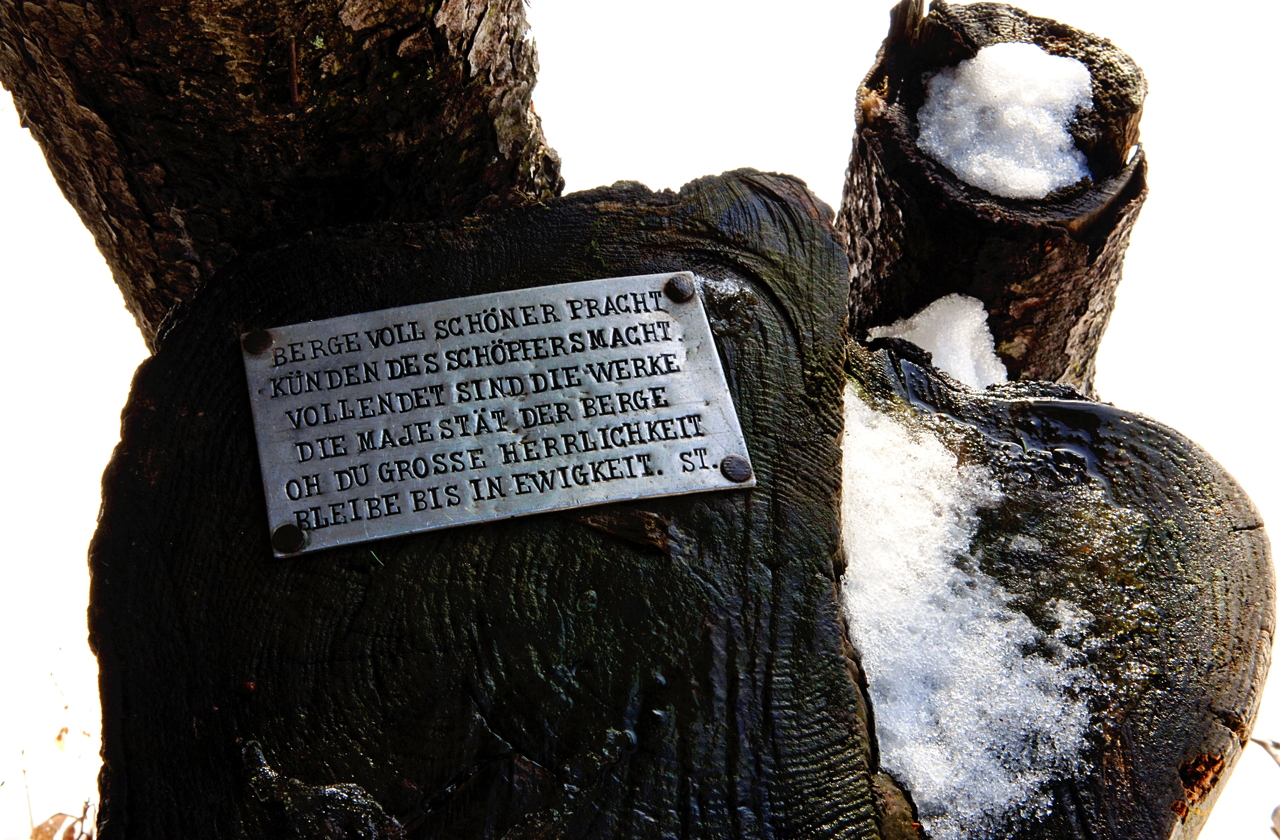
left=271, top=524, right=307, bottom=555
left=720, top=455, right=753, bottom=483
left=663, top=273, right=697, bottom=303
left=242, top=329, right=275, bottom=356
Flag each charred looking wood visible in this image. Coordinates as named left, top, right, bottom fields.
left=89, top=172, right=891, bottom=839
left=0, top=0, right=563, bottom=346
left=837, top=0, right=1147, bottom=395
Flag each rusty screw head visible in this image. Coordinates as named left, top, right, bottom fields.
left=664, top=274, right=697, bottom=303
left=720, top=455, right=753, bottom=483
left=242, top=329, right=274, bottom=356
left=271, top=524, right=306, bottom=554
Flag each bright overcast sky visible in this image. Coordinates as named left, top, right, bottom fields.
left=2, top=1, right=1277, bottom=837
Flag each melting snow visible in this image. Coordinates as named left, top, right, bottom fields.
left=916, top=42, right=1093, bottom=199
left=840, top=385, right=1093, bottom=839
left=867, top=294, right=1008, bottom=389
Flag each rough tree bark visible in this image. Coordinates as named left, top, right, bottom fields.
left=0, top=0, right=561, bottom=344
left=1, top=1, right=1271, bottom=839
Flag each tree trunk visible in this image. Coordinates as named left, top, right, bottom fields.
left=0, top=0, right=561, bottom=345
left=88, top=170, right=898, bottom=839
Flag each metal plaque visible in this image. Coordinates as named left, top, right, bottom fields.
left=241, top=272, right=756, bottom=555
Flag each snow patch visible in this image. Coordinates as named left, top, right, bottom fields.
left=840, top=385, right=1093, bottom=840
left=916, top=42, right=1093, bottom=199
left=867, top=294, right=1008, bottom=389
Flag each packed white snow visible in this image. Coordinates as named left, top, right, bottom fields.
left=916, top=42, right=1093, bottom=199
left=840, top=386, right=1093, bottom=840
left=867, top=294, right=1008, bottom=389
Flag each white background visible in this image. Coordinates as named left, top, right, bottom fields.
left=1, top=0, right=1276, bottom=836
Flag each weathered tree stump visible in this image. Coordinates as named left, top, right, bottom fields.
left=837, top=0, right=1148, bottom=394
left=91, top=171, right=904, bottom=838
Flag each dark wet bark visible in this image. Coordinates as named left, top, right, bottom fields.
left=0, top=0, right=562, bottom=346
left=837, top=0, right=1147, bottom=395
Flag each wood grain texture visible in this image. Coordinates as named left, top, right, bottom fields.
left=837, top=0, right=1147, bottom=395
left=89, top=170, right=904, bottom=839
left=0, top=0, right=562, bottom=345
left=849, top=342, right=1273, bottom=840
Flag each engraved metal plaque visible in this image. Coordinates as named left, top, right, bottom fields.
left=241, top=272, right=756, bottom=555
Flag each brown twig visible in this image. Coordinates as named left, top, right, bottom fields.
left=289, top=37, right=299, bottom=105
left=1252, top=737, right=1280, bottom=769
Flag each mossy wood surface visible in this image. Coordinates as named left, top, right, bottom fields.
left=90, top=171, right=898, bottom=839
left=852, top=342, right=1273, bottom=840
left=839, top=0, right=1148, bottom=394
